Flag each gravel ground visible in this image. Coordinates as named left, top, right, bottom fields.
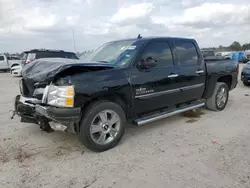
left=1, top=64, right=250, bottom=188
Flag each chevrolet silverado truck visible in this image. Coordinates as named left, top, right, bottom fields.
left=11, top=36, right=239, bottom=152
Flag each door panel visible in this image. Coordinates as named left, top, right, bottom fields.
left=130, top=40, right=182, bottom=114
left=0, top=56, right=8, bottom=69
left=174, top=40, right=206, bottom=103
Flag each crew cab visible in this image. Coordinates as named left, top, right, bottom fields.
left=12, top=36, right=238, bottom=152
left=0, top=54, right=21, bottom=72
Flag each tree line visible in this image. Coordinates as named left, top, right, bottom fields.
left=202, top=41, right=250, bottom=52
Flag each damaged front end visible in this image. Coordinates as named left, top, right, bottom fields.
left=10, top=58, right=115, bottom=133
left=11, top=82, right=81, bottom=133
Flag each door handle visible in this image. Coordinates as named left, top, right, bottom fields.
left=168, top=74, right=178, bottom=78
left=196, top=70, right=204, bottom=74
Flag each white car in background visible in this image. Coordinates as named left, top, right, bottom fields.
left=10, top=64, right=22, bottom=77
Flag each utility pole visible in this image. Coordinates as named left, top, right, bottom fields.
left=72, top=28, right=77, bottom=53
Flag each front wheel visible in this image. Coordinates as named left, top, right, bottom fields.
left=206, top=82, right=229, bottom=111
left=79, top=101, right=126, bottom=152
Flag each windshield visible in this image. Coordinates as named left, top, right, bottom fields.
left=81, top=40, right=141, bottom=66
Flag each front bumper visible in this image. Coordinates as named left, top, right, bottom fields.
left=35, top=105, right=81, bottom=125
left=14, top=95, right=81, bottom=132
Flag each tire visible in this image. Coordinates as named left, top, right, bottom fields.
left=79, top=101, right=126, bottom=152
left=206, top=82, right=229, bottom=111
left=243, top=80, right=249, bottom=86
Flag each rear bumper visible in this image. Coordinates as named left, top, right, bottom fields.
left=14, top=95, right=81, bottom=132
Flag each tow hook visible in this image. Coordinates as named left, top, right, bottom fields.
left=9, top=110, right=17, bottom=119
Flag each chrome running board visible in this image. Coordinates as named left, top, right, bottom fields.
left=135, top=101, right=205, bottom=126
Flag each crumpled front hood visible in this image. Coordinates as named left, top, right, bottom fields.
left=22, top=58, right=115, bottom=83
left=22, top=58, right=115, bottom=96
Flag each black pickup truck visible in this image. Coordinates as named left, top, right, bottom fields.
left=12, top=36, right=239, bottom=152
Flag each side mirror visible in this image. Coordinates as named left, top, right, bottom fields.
left=140, top=57, right=158, bottom=69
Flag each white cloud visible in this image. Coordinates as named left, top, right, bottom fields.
left=22, top=9, right=57, bottom=30
left=66, top=16, right=79, bottom=26
left=181, top=0, right=206, bottom=8
left=180, top=3, right=250, bottom=26
left=153, top=3, right=250, bottom=27
left=111, top=3, right=155, bottom=23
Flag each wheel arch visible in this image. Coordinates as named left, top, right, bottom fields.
left=217, top=75, right=232, bottom=89
left=11, top=64, right=20, bottom=68
left=83, top=94, right=128, bottom=115
left=76, top=93, right=131, bottom=133
left=204, top=74, right=233, bottom=99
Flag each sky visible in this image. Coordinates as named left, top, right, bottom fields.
left=0, top=0, right=250, bottom=53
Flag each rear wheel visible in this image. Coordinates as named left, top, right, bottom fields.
left=79, top=101, right=126, bottom=152
left=206, top=82, right=229, bottom=111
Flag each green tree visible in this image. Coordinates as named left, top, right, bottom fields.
left=230, top=41, right=242, bottom=51
left=242, top=43, right=250, bottom=50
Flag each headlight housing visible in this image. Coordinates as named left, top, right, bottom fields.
left=42, top=84, right=75, bottom=107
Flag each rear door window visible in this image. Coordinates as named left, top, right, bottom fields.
left=0, top=56, right=4, bottom=61
left=27, top=53, right=36, bottom=61
left=140, top=41, right=174, bottom=67
left=175, top=41, right=199, bottom=65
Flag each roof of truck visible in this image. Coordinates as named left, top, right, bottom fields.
left=110, top=36, right=195, bottom=43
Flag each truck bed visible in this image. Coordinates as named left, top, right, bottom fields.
left=205, top=57, right=238, bottom=74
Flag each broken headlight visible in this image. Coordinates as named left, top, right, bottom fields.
left=42, top=84, right=75, bottom=107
